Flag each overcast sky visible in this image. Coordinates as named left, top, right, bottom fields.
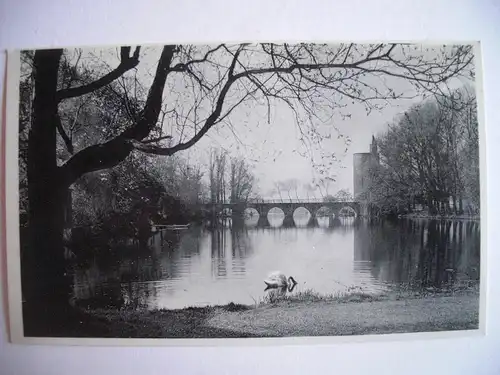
left=187, top=94, right=418, bottom=198
left=72, top=44, right=474, bottom=200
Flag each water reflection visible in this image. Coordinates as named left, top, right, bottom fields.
left=72, top=214, right=480, bottom=310
left=353, top=219, right=480, bottom=288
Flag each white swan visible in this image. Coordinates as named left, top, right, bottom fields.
left=264, top=271, right=297, bottom=289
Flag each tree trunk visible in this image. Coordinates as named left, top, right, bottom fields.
left=22, top=49, right=74, bottom=334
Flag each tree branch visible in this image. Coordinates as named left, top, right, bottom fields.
left=121, top=46, right=176, bottom=140
left=171, top=44, right=225, bottom=71
left=56, top=46, right=141, bottom=101
left=55, top=43, right=473, bottom=184
left=142, top=135, right=173, bottom=144
left=59, top=46, right=176, bottom=185
left=130, top=46, right=245, bottom=156
left=55, top=114, right=74, bottom=154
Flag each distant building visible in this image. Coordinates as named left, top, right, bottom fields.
left=353, top=136, right=380, bottom=202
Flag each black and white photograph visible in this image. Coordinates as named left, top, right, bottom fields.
left=6, top=41, right=483, bottom=341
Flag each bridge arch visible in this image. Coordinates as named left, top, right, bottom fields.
left=267, top=207, right=285, bottom=216
left=266, top=207, right=285, bottom=227
left=243, top=207, right=259, bottom=218
left=243, top=213, right=259, bottom=227
left=261, top=206, right=286, bottom=228
left=315, top=205, right=335, bottom=218
left=221, top=207, right=232, bottom=216
left=338, top=205, right=358, bottom=218
left=292, top=206, right=313, bottom=217
left=292, top=206, right=313, bottom=227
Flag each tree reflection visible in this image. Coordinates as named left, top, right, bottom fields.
left=211, top=221, right=228, bottom=278
left=354, top=219, right=480, bottom=289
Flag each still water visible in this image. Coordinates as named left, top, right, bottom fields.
left=72, top=211, right=481, bottom=310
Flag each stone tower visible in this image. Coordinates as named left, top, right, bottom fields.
left=353, top=136, right=380, bottom=202
left=370, top=135, right=379, bottom=164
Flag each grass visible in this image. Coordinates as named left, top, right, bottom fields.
left=22, top=282, right=480, bottom=339
left=258, top=287, right=377, bottom=305
left=255, top=280, right=479, bottom=306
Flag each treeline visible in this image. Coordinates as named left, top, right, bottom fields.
left=323, top=189, right=354, bottom=203
left=362, top=87, right=480, bottom=217
left=208, top=149, right=258, bottom=204
left=71, top=153, right=205, bottom=230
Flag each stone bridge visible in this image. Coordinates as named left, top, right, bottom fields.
left=203, top=198, right=361, bottom=218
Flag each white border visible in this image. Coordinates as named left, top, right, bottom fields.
left=4, top=41, right=487, bottom=347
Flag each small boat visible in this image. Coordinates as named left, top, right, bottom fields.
left=156, top=224, right=191, bottom=231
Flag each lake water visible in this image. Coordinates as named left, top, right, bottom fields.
left=71, top=212, right=481, bottom=310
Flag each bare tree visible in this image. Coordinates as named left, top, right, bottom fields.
left=303, top=183, right=318, bottom=200
left=315, top=177, right=334, bottom=198
left=277, top=179, right=297, bottom=201
left=229, top=156, right=256, bottom=203
left=272, top=182, right=286, bottom=202
left=289, top=179, right=301, bottom=200
left=208, top=148, right=228, bottom=204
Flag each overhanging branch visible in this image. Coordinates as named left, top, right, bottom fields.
left=56, top=46, right=141, bottom=101
left=129, top=45, right=245, bottom=156
left=59, top=45, right=177, bottom=186
left=56, top=43, right=473, bottom=183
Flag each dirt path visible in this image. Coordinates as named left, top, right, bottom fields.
left=205, top=294, right=479, bottom=337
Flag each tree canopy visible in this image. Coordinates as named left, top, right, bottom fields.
left=362, top=87, right=479, bottom=215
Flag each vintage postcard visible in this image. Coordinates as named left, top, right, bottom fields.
left=3, top=41, right=485, bottom=345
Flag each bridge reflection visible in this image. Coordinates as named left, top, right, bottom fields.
left=213, top=212, right=357, bottom=230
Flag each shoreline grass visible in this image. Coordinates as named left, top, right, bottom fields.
left=84, top=286, right=479, bottom=338
left=84, top=279, right=480, bottom=315
left=23, top=283, right=480, bottom=338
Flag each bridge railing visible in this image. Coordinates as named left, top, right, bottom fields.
left=248, top=198, right=332, bottom=204
left=204, top=198, right=357, bottom=205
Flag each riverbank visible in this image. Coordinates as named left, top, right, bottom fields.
left=48, top=287, right=480, bottom=339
